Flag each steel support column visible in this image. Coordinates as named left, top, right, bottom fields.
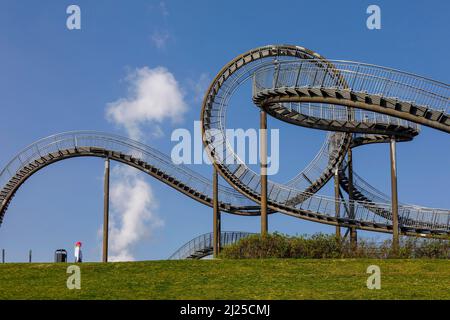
left=213, top=168, right=221, bottom=257
left=350, top=227, right=358, bottom=248
left=390, top=137, right=399, bottom=254
left=102, top=157, right=110, bottom=263
left=334, top=168, right=341, bottom=239
left=347, top=146, right=357, bottom=248
left=260, top=110, right=268, bottom=236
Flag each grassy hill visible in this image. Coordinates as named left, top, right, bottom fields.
left=0, top=259, right=449, bottom=299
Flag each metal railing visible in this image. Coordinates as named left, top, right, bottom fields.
left=253, top=59, right=449, bottom=114
left=168, top=231, right=255, bottom=259
left=202, top=52, right=349, bottom=200
left=274, top=102, right=420, bottom=132
left=0, top=131, right=255, bottom=211
left=201, top=46, right=449, bottom=233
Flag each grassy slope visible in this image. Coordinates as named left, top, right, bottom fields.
left=0, top=259, right=449, bottom=300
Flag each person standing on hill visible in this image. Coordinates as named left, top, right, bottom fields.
left=74, top=242, right=83, bottom=263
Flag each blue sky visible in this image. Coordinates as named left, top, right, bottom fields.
left=0, top=0, right=449, bottom=262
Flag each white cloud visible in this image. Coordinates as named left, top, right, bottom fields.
left=105, top=65, right=188, bottom=262
left=187, top=73, right=210, bottom=103
left=108, top=166, right=164, bottom=262
left=106, top=66, right=187, bottom=140
left=159, top=1, right=169, bottom=17
left=151, top=29, right=170, bottom=49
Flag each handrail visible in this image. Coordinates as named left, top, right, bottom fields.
left=168, top=231, right=255, bottom=259
left=0, top=132, right=255, bottom=211
left=253, top=60, right=449, bottom=113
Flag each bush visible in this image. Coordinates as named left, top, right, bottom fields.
left=289, top=233, right=342, bottom=258
left=219, top=233, right=290, bottom=259
left=219, top=233, right=449, bottom=259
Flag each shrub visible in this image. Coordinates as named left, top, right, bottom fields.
left=219, top=233, right=449, bottom=259
left=219, top=233, right=291, bottom=259
left=414, top=239, right=449, bottom=258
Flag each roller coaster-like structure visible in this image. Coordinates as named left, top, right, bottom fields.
left=0, top=45, right=449, bottom=260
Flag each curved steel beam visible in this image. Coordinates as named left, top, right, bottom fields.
left=256, top=93, right=449, bottom=133
left=0, top=132, right=265, bottom=224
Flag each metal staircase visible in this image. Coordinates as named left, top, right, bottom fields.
left=168, top=231, right=254, bottom=259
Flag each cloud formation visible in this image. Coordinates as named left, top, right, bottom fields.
left=108, top=166, right=164, bottom=262
left=187, top=73, right=210, bottom=103
left=159, top=1, right=169, bottom=17
left=105, top=65, right=187, bottom=261
left=151, top=29, right=170, bottom=49
left=106, top=66, right=187, bottom=140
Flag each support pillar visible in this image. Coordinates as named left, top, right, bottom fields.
left=102, top=158, right=110, bottom=263
left=213, top=168, right=221, bottom=258
left=350, top=227, right=357, bottom=248
left=347, top=146, right=357, bottom=248
left=334, top=168, right=341, bottom=239
left=1, top=249, right=4, bottom=263
left=390, top=137, right=399, bottom=254
left=260, top=110, right=268, bottom=236
left=29, top=250, right=32, bottom=263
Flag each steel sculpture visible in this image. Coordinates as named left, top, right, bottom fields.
left=0, top=45, right=449, bottom=260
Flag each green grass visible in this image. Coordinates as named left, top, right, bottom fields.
left=0, top=259, right=449, bottom=299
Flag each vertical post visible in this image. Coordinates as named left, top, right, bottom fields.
left=390, top=137, right=399, bottom=254
left=334, top=168, right=341, bottom=239
left=29, top=250, right=32, bottom=263
left=260, top=110, right=268, bottom=236
left=217, top=211, right=221, bottom=254
left=347, top=146, right=357, bottom=248
left=213, top=168, right=221, bottom=257
left=102, top=157, right=110, bottom=263
left=2, top=249, right=5, bottom=263
left=350, top=228, right=358, bottom=248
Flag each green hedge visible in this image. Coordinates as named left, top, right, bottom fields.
left=220, top=233, right=450, bottom=259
